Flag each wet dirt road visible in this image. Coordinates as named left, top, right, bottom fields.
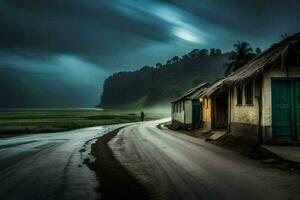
left=0, top=124, right=127, bottom=200
left=109, top=119, right=300, bottom=200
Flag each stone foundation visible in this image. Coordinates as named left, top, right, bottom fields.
left=229, top=122, right=260, bottom=144
left=171, top=120, right=192, bottom=130
left=262, top=126, right=273, bottom=144
left=202, top=121, right=211, bottom=130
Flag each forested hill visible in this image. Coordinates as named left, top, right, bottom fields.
left=99, top=49, right=229, bottom=108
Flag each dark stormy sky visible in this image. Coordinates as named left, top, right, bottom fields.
left=1, top=0, right=300, bottom=107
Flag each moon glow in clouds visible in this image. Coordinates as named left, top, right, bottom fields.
left=173, top=28, right=201, bottom=43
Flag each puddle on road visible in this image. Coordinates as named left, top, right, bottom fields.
left=79, top=138, right=97, bottom=165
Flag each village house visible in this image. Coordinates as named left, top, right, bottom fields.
left=200, top=79, right=229, bottom=132
left=200, top=32, right=300, bottom=144
left=171, top=83, right=209, bottom=129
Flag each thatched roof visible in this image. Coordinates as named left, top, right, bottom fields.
left=172, top=83, right=209, bottom=103
left=201, top=78, right=227, bottom=97
left=202, top=32, right=300, bottom=96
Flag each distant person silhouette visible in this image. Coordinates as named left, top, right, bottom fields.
left=140, top=111, right=145, bottom=121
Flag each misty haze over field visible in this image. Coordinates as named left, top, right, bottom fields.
left=1, top=0, right=300, bottom=107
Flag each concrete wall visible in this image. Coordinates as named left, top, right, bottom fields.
left=202, top=97, right=212, bottom=130
left=172, top=101, right=184, bottom=123
left=230, top=83, right=260, bottom=125
left=184, top=101, right=193, bottom=124
left=227, top=80, right=260, bottom=142
left=171, top=100, right=193, bottom=127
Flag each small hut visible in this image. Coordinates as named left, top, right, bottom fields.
left=202, top=32, right=300, bottom=144
left=171, top=83, right=209, bottom=129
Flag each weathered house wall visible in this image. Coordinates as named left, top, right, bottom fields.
left=202, top=97, right=212, bottom=130
left=229, top=81, right=260, bottom=139
left=172, top=101, right=185, bottom=124
left=184, top=101, right=193, bottom=125
left=230, top=88, right=259, bottom=125
left=171, top=100, right=193, bottom=128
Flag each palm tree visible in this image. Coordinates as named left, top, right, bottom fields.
left=255, top=48, right=262, bottom=54
left=225, top=41, right=256, bottom=76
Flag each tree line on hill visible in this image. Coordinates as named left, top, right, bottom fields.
left=99, top=42, right=262, bottom=108
left=155, top=48, right=223, bottom=69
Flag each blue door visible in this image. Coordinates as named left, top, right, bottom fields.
left=295, top=80, right=300, bottom=141
left=192, top=100, right=202, bottom=127
left=272, top=80, right=293, bottom=139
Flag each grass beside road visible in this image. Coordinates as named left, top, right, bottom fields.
left=0, top=108, right=169, bottom=135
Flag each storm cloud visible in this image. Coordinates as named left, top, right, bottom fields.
left=1, top=0, right=300, bottom=107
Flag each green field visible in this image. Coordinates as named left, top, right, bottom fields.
left=0, top=108, right=170, bottom=136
